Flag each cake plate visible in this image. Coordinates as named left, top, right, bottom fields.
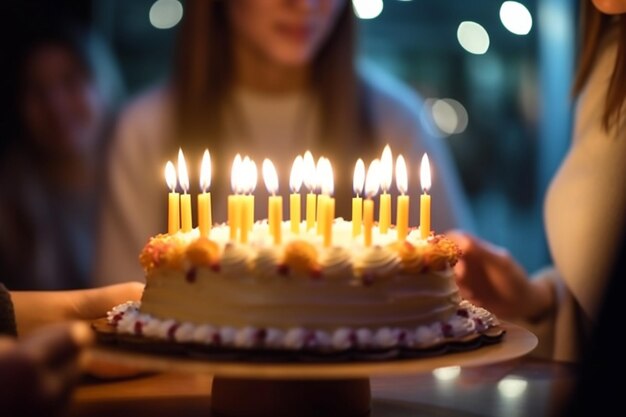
left=87, top=322, right=536, bottom=417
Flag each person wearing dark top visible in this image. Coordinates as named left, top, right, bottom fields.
left=0, top=19, right=122, bottom=290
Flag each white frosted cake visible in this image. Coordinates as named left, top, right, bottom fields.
left=107, top=220, right=500, bottom=353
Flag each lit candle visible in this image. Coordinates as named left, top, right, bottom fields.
left=165, top=161, right=179, bottom=235
left=364, top=159, right=381, bottom=247
left=379, top=145, right=393, bottom=234
left=240, top=157, right=256, bottom=244
left=198, top=149, right=212, bottom=238
left=316, top=157, right=328, bottom=236
left=320, top=159, right=335, bottom=247
left=228, top=154, right=243, bottom=241
left=178, top=149, right=192, bottom=232
left=303, top=151, right=317, bottom=232
left=289, top=155, right=304, bottom=235
left=352, top=158, right=365, bottom=237
left=395, top=155, right=409, bottom=241
left=263, top=159, right=282, bottom=245
left=420, top=153, right=431, bottom=239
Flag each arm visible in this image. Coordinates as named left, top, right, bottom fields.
left=10, top=282, right=143, bottom=336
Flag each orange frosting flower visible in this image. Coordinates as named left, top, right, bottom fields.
left=185, top=238, right=220, bottom=268
left=283, top=240, right=320, bottom=276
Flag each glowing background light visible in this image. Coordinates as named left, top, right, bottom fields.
left=149, top=0, right=183, bottom=30
left=432, top=366, right=461, bottom=381
left=352, top=0, right=384, bottom=20
left=457, top=21, right=490, bottom=55
left=500, top=1, right=533, bottom=35
left=497, top=376, right=528, bottom=398
left=430, top=98, right=469, bottom=135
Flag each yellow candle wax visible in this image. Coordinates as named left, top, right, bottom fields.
left=290, top=193, right=301, bottom=234
left=323, top=197, right=335, bottom=247
left=420, top=193, right=431, bottom=239
left=352, top=197, right=363, bottom=237
left=198, top=192, right=212, bottom=238
left=316, top=194, right=328, bottom=236
left=396, top=195, right=409, bottom=241
left=269, top=195, right=283, bottom=245
left=379, top=192, right=391, bottom=234
left=241, top=194, right=254, bottom=239
left=180, top=193, right=192, bottom=232
left=306, top=193, right=316, bottom=231
left=168, top=192, right=180, bottom=235
left=364, top=198, right=374, bottom=247
left=246, top=195, right=254, bottom=232
left=228, top=195, right=241, bottom=241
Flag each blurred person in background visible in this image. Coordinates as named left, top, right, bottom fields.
left=97, top=0, right=473, bottom=284
left=450, top=0, right=626, bottom=362
left=0, top=18, right=124, bottom=290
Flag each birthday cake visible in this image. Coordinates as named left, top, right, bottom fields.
left=102, top=149, right=502, bottom=358
left=106, top=222, right=501, bottom=355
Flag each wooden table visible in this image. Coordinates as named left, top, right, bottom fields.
left=67, top=357, right=576, bottom=417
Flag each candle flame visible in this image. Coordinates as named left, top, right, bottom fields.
left=420, top=153, right=431, bottom=193
left=165, top=161, right=177, bottom=192
left=396, top=154, right=408, bottom=195
left=262, top=158, right=279, bottom=195
left=290, top=155, right=304, bottom=193
left=380, top=144, right=393, bottom=192
left=320, top=158, right=334, bottom=196
left=177, top=148, right=189, bottom=193
left=200, top=149, right=211, bottom=192
left=365, top=159, right=381, bottom=198
left=353, top=158, right=365, bottom=196
left=240, top=156, right=256, bottom=194
left=248, top=158, right=258, bottom=193
left=315, top=157, right=326, bottom=193
left=302, top=150, right=316, bottom=192
left=231, top=154, right=242, bottom=194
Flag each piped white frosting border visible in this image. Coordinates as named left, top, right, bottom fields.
left=107, top=300, right=499, bottom=352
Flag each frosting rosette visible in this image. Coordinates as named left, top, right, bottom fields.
left=354, top=245, right=401, bottom=280
left=252, top=246, right=284, bottom=279
left=220, top=243, right=252, bottom=276
left=319, top=246, right=353, bottom=279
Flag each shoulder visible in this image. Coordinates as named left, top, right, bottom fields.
left=111, top=85, right=173, bottom=154
left=117, top=85, right=173, bottom=131
left=358, top=61, right=434, bottom=152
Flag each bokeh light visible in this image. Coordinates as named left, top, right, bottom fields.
left=432, top=366, right=461, bottom=381
left=457, top=21, right=490, bottom=55
left=500, top=1, right=533, bottom=35
left=424, top=98, right=469, bottom=137
left=497, top=376, right=528, bottom=398
left=352, top=0, right=384, bottom=20
left=149, top=0, right=183, bottom=30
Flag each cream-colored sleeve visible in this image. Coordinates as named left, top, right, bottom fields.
left=544, top=33, right=626, bottom=321
left=93, top=91, right=170, bottom=285
left=517, top=267, right=591, bottom=362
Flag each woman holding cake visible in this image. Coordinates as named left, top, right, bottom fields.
left=95, top=0, right=473, bottom=285
left=450, top=0, right=626, bottom=362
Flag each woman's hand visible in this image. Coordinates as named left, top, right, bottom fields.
left=447, top=231, right=553, bottom=321
left=0, top=321, right=92, bottom=417
left=11, top=282, right=144, bottom=336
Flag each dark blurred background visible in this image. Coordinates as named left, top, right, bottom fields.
left=2, top=0, right=576, bottom=274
